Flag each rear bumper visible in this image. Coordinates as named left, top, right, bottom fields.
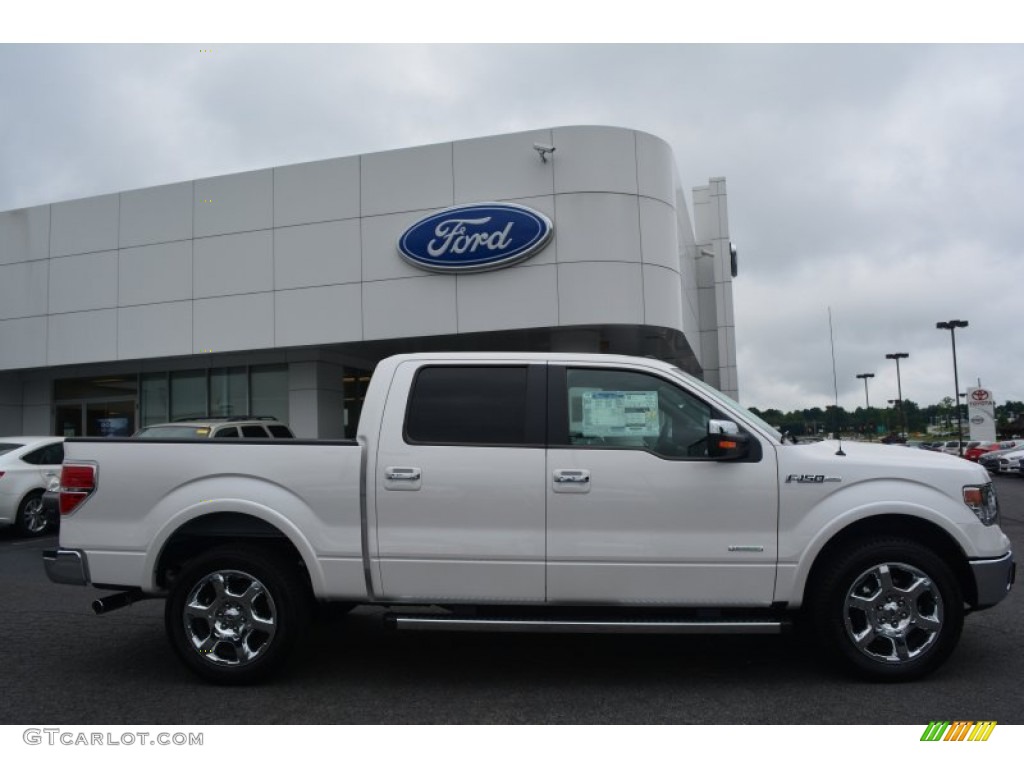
left=43, top=549, right=90, bottom=586
left=970, top=550, right=1015, bottom=609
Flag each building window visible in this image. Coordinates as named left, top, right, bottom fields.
left=250, top=364, right=288, bottom=422
left=170, top=370, right=207, bottom=422
left=141, top=373, right=169, bottom=428
left=210, top=367, right=247, bottom=417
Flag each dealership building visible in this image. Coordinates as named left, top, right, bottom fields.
left=0, top=125, right=738, bottom=439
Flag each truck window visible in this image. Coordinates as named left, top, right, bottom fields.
left=406, top=366, right=530, bottom=445
left=563, top=368, right=715, bottom=459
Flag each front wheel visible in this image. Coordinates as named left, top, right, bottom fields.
left=809, top=537, right=963, bottom=681
left=165, top=544, right=312, bottom=684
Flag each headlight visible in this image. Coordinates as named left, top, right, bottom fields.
left=963, top=483, right=999, bottom=526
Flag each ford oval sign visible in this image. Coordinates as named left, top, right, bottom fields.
left=398, top=203, right=553, bottom=273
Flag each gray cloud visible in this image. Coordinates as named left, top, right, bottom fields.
left=1, top=44, right=1021, bottom=411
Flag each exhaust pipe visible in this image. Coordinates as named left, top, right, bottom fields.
left=92, top=589, right=148, bottom=615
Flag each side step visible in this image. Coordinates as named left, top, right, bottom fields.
left=387, top=615, right=788, bottom=635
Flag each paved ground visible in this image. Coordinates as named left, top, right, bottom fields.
left=1, top=476, right=1020, bottom=725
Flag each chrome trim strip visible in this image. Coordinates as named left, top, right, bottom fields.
left=391, top=616, right=786, bottom=635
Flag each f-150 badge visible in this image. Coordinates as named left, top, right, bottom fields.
left=785, top=474, right=842, bottom=484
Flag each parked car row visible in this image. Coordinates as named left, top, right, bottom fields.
left=1, top=417, right=295, bottom=537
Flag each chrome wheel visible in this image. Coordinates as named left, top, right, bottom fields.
left=842, top=561, right=943, bottom=664
left=812, top=538, right=963, bottom=680
left=18, top=494, right=48, bottom=535
left=182, top=569, right=277, bottom=667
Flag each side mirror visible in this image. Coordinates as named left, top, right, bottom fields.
left=707, top=419, right=749, bottom=460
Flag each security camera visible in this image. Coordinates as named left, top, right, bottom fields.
left=533, top=143, right=555, bottom=162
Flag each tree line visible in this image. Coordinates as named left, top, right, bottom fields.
left=748, top=399, right=1024, bottom=439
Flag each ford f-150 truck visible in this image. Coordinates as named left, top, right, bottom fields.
left=44, top=353, right=1015, bottom=684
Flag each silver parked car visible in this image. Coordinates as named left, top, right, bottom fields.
left=0, top=437, right=64, bottom=536
left=134, top=417, right=295, bottom=440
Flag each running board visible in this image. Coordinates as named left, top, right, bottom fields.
left=388, top=615, right=788, bottom=635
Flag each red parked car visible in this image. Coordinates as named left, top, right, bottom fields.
left=965, top=441, right=1010, bottom=461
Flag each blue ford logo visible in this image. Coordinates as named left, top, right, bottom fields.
left=398, top=203, right=553, bottom=273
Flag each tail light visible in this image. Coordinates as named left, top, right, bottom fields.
left=60, top=463, right=97, bottom=516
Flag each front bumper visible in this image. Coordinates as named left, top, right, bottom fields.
left=970, top=550, right=1015, bottom=609
left=43, top=549, right=90, bottom=586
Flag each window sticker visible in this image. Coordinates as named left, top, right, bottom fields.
left=581, top=391, right=660, bottom=437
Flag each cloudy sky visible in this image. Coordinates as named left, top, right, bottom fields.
left=2, top=37, right=1022, bottom=412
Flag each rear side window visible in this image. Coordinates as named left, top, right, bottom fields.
left=406, top=366, right=530, bottom=445
left=240, top=425, right=269, bottom=438
left=22, top=442, right=64, bottom=465
left=267, top=425, right=294, bottom=438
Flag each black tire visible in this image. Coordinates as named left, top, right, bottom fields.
left=15, top=491, right=49, bottom=537
left=165, top=543, right=312, bottom=684
left=809, top=537, right=963, bottom=681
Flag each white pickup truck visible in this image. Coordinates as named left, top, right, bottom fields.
left=45, top=352, right=1015, bottom=684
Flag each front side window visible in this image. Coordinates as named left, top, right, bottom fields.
left=565, top=368, right=716, bottom=459
left=406, top=366, right=530, bottom=445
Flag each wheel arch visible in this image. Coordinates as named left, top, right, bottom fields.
left=802, top=514, right=976, bottom=609
left=152, top=510, right=318, bottom=597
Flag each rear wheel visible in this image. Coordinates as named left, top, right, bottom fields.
left=15, top=491, right=48, bottom=536
left=810, top=537, right=963, bottom=681
left=165, top=544, right=312, bottom=684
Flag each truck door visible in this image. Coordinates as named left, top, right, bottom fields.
left=545, top=364, right=779, bottom=606
left=374, top=361, right=547, bottom=602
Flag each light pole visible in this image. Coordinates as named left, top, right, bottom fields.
left=856, top=373, right=875, bottom=408
left=936, top=320, right=968, bottom=456
left=886, top=352, right=910, bottom=438
left=856, top=372, right=875, bottom=439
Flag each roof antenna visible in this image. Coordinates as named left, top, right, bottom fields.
left=829, top=307, right=846, bottom=457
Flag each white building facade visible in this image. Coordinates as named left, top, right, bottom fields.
left=0, top=125, right=738, bottom=439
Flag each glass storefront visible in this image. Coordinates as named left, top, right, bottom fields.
left=54, top=375, right=139, bottom=437
left=54, top=364, right=290, bottom=434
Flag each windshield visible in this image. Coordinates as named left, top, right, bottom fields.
left=669, top=367, right=783, bottom=442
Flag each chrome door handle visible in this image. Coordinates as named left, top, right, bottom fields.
left=553, top=469, right=590, bottom=484
left=386, top=468, right=421, bottom=482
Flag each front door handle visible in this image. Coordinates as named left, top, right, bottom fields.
left=386, top=467, right=422, bottom=482
left=553, top=469, right=590, bottom=484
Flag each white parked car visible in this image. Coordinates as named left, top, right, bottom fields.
left=0, top=437, right=65, bottom=536
left=941, top=440, right=975, bottom=456
left=998, top=448, right=1024, bottom=475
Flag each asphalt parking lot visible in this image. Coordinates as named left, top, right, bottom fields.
left=1, top=476, right=1020, bottom=725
